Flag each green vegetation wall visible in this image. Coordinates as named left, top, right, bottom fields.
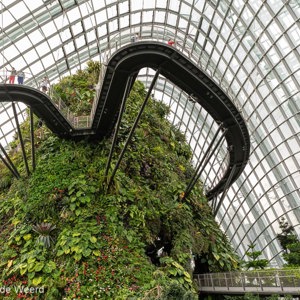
left=0, top=63, right=240, bottom=299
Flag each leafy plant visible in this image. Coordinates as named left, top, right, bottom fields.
left=159, top=256, right=195, bottom=292
left=277, top=217, right=300, bottom=266
left=244, top=243, right=269, bottom=270
left=277, top=217, right=299, bottom=252
left=32, top=222, right=56, bottom=248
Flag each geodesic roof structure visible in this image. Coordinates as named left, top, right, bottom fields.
left=0, top=0, right=299, bottom=267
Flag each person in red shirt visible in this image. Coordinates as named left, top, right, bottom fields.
left=167, top=38, right=175, bottom=46
left=7, top=67, right=17, bottom=84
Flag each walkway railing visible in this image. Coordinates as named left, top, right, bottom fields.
left=194, top=269, right=300, bottom=295
left=1, top=25, right=236, bottom=131
left=0, top=26, right=208, bottom=130
left=0, top=29, right=186, bottom=130
left=0, top=40, right=249, bottom=202
left=89, top=63, right=107, bottom=122
left=48, top=86, right=92, bottom=129
left=103, top=25, right=195, bottom=63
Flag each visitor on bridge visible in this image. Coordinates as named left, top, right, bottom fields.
left=17, top=71, right=25, bottom=84
left=167, top=38, right=175, bottom=46
left=131, top=33, right=140, bottom=43
left=40, top=76, right=50, bottom=93
left=7, top=67, right=17, bottom=84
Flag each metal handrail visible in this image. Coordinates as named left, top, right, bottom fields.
left=103, top=25, right=195, bottom=63
left=1, top=26, right=200, bottom=129
left=89, top=63, right=107, bottom=122
left=1, top=38, right=246, bottom=200
left=48, top=86, right=92, bottom=129
left=1, top=24, right=237, bottom=131
left=194, top=269, right=300, bottom=294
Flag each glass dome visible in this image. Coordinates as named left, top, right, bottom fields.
left=0, top=0, right=299, bottom=267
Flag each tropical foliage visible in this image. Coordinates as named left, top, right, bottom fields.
left=0, top=61, right=240, bottom=299
left=277, top=217, right=300, bottom=267
left=243, top=243, right=269, bottom=270
left=52, top=60, right=101, bottom=115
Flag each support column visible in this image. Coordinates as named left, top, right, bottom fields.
left=0, top=143, right=20, bottom=178
left=182, top=125, right=227, bottom=201
left=105, top=75, right=135, bottom=178
left=30, top=108, right=36, bottom=171
left=107, top=69, right=160, bottom=189
left=12, top=102, right=30, bottom=176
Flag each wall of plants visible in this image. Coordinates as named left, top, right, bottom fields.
left=0, top=62, right=240, bottom=299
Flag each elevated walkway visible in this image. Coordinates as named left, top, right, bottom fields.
left=194, top=269, right=300, bottom=297
left=0, top=41, right=250, bottom=199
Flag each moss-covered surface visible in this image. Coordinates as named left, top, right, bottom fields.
left=0, top=64, right=240, bottom=299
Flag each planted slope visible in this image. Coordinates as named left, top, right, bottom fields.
left=0, top=70, right=240, bottom=299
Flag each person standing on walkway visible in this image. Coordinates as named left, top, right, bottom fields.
left=131, top=32, right=140, bottom=43
left=40, top=76, right=50, bottom=93
left=7, top=67, right=17, bottom=84
left=167, top=38, right=175, bottom=46
left=131, top=34, right=136, bottom=43
left=17, top=71, right=25, bottom=84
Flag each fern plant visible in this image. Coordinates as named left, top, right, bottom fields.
left=32, top=222, right=56, bottom=248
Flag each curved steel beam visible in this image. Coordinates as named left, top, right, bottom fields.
left=0, top=84, right=74, bottom=138
left=0, top=41, right=250, bottom=199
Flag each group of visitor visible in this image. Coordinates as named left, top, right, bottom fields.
left=5, top=36, right=175, bottom=91
left=130, top=32, right=176, bottom=47
left=6, top=67, right=25, bottom=84
left=5, top=66, right=50, bottom=93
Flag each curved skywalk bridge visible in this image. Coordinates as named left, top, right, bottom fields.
left=195, top=269, right=300, bottom=297
left=0, top=41, right=250, bottom=200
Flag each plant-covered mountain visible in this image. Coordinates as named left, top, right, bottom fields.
left=0, top=62, right=240, bottom=299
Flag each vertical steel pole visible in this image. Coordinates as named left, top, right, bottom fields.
left=225, top=273, right=229, bottom=290
left=197, top=274, right=201, bottom=289
left=242, top=273, right=245, bottom=291
left=107, top=69, right=160, bottom=189
left=29, top=108, right=36, bottom=171
left=0, top=144, right=20, bottom=178
left=183, top=124, right=224, bottom=198
left=182, top=125, right=226, bottom=200
left=12, top=102, right=30, bottom=176
left=105, top=75, right=135, bottom=177
left=258, top=272, right=263, bottom=291
left=210, top=273, right=215, bottom=291
left=213, top=164, right=236, bottom=217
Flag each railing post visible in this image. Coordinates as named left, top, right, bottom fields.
left=210, top=274, right=215, bottom=291
left=293, top=274, right=296, bottom=288
left=275, top=272, right=280, bottom=287
left=197, top=274, right=201, bottom=289
left=204, top=274, right=208, bottom=286
left=241, top=273, right=245, bottom=291
left=229, top=272, right=233, bottom=288
left=107, top=68, right=160, bottom=189
left=280, top=278, right=283, bottom=291
left=258, top=272, right=263, bottom=291
left=225, top=273, right=229, bottom=290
